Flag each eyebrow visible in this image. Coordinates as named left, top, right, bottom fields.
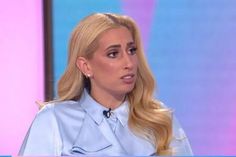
left=105, top=42, right=135, bottom=50
left=105, top=44, right=120, bottom=50
left=127, top=42, right=136, bottom=47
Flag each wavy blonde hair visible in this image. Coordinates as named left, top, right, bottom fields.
left=57, top=13, right=173, bottom=155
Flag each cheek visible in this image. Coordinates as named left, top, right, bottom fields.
left=102, top=62, right=116, bottom=73
left=93, top=60, right=117, bottom=75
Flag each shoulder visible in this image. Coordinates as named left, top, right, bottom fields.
left=39, top=100, right=84, bottom=115
left=39, top=100, right=86, bottom=123
left=29, top=101, right=81, bottom=130
left=53, top=100, right=84, bottom=112
left=161, top=103, right=193, bottom=155
left=19, top=102, right=65, bottom=155
left=19, top=100, right=86, bottom=156
left=31, top=100, right=86, bottom=132
left=170, top=116, right=193, bottom=155
left=155, top=101, right=193, bottom=155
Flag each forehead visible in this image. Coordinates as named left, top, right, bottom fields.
left=98, top=26, right=134, bottom=48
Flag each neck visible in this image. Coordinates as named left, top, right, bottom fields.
left=90, top=89, right=126, bottom=110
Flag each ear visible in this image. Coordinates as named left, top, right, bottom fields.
left=76, top=57, right=93, bottom=77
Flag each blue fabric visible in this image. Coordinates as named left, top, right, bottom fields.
left=19, top=90, right=193, bottom=156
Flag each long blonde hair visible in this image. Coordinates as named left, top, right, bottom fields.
left=57, top=13, right=172, bottom=155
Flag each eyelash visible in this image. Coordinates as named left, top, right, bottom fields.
left=107, top=47, right=137, bottom=58
left=128, top=47, right=137, bottom=55
left=107, top=51, right=118, bottom=58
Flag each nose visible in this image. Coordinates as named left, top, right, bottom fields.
left=123, top=53, right=134, bottom=70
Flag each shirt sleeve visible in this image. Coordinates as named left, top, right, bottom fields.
left=18, top=104, right=62, bottom=156
left=170, top=116, right=193, bottom=156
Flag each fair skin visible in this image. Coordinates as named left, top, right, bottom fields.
left=77, top=26, right=138, bottom=109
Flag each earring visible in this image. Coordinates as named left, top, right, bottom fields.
left=85, top=73, right=91, bottom=78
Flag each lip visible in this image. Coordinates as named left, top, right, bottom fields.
left=120, top=73, right=135, bottom=84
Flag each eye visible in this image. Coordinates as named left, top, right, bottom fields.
left=107, top=51, right=119, bottom=58
left=128, top=47, right=137, bottom=55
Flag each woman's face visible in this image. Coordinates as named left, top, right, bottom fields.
left=87, top=26, right=138, bottom=98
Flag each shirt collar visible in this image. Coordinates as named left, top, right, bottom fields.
left=112, top=100, right=129, bottom=127
left=79, top=90, right=129, bottom=126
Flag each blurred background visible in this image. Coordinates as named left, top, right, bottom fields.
left=0, top=0, right=236, bottom=155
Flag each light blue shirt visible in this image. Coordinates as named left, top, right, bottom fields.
left=19, top=90, right=193, bottom=156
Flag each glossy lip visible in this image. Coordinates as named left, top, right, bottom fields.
left=120, top=73, right=136, bottom=84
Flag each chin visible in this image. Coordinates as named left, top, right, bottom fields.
left=110, top=83, right=135, bottom=96
left=122, top=86, right=135, bottom=94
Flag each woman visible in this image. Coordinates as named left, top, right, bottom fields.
left=19, top=13, right=193, bottom=156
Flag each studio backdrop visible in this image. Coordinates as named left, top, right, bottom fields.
left=0, top=0, right=235, bottom=155
left=50, top=0, right=236, bottom=155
